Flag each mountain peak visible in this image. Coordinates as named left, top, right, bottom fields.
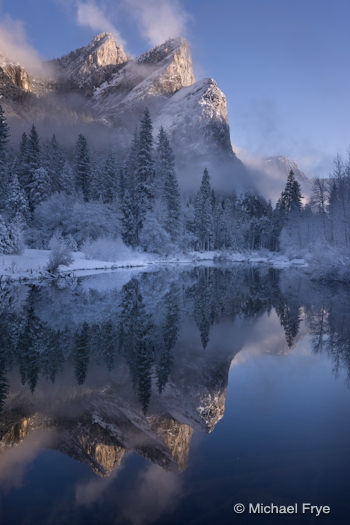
left=135, top=37, right=194, bottom=94
left=138, top=38, right=188, bottom=64
left=50, top=33, right=127, bottom=94
left=86, top=32, right=127, bottom=67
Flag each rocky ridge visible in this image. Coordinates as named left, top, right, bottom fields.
left=0, top=32, right=246, bottom=191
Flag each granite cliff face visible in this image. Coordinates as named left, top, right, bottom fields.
left=49, top=32, right=127, bottom=95
left=0, top=33, right=247, bottom=191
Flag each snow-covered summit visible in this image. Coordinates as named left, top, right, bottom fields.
left=0, top=32, right=247, bottom=191
left=49, top=32, right=127, bottom=94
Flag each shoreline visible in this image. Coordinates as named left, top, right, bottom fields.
left=0, top=249, right=309, bottom=284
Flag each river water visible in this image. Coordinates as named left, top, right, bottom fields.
left=0, top=266, right=350, bottom=524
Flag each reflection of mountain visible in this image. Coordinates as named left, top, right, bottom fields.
left=0, top=408, right=192, bottom=476
left=0, top=371, right=198, bottom=476
left=0, top=267, right=318, bottom=477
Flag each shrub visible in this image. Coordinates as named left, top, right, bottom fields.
left=83, top=237, right=137, bottom=262
left=46, top=236, right=73, bottom=274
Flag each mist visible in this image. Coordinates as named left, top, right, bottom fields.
left=123, top=0, right=189, bottom=47
left=76, top=0, right=127, bottom=49
left=0, top=15, right=49, bottom=77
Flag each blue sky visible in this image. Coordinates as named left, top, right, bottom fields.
left=1, top=0, right=349, bottom=176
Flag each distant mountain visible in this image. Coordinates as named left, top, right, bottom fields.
left=0, top=33, right=247, bottom=192
left=233, top=147, right=313, bottom=201
left=262, top=156, right=313, bottom=198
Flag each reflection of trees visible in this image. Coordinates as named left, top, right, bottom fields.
left=157, top=283, right=180, bottom=392
left=193, top=268, right=214, bottom=349
left=73, top=322, right=90, bottom=385
left=190, top=266, right=297, bottom=348
left=120, top=278, right=154, bottom=413
left=274, top=302, right=301, bottom=348
left=0, top=351, right=8, bottom=414
left=306, top=293, right=350, bottom=379
left=4, top=268, right=350, bottom=412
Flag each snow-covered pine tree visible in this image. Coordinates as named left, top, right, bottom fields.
left=88, top=157, right=102, bottom=201
left=29, top=167, right=51, bottom=209
left=74, top=134, right=91, bottom=201
left=194, top=168, right=214, bottom=251
left=27, top=124, right=41, bottom=173
left=121, top=189, right=138, bottom=247
left=0, top=104, right=9, bottom=203
left=0, top=214, right=10, bottom=254
left=275, top=170, right=303, bottom=251
left=155, top=127, right=181, bottom=241
left=135, top=108, right=155, bottom=236
left=58, top=160, right=75, bottom=194
left=42, top=135, right=65, bottom=193
left=211, top=191, right=226, bottom=249
left=17, top=132, right=29, bottom=189
left=276, top=170, right=303, bottom=215
left=118, top=163, right=126, bottom=203
left=6, top=173, right=29, bottom=223
left=21, top=125, right=42, bottom=210
left=0, top=214, right=23, bottom=254
left=126, top=129, right=139, bottom=194
left=7, top=219, right=24, bottom=255
left=0, top=104, right=9, bottom=164
left=101, top=152, right=118, bottom=203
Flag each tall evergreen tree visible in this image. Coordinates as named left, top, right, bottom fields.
left=0, top=214, right=11, bottom=254
left=17, top=132, right=29, bottom=189
left=58, top=160, right=75, bottom=194
left=276, top=170, right=303, bottom=215
left=0, top=361, right=8, bottom=414
left=74, top=134, right=91, bottom=201
left=88, top=157, right=102, bottom=201
left=135, top=108, right=155, bottom=237
left=121, top=189, right=138, bottom=247
left=0, top=104, right=9, bottom=163
left=125, top=128, right=139, bottom=195
left=0, top=104, right=9, bottom=201
left=101, top=152, right=118, bottom=203
left=29, top=167, right=51, bottom=209
left=27, top=124, right=41, bottom=173
left=194, top=168, right=214, bottom=250
left=21, top=124, right=42, bottom=210
left=155, top=127, right=181, bottom=240
left=42, top=134, right=65, bottom=193
left=6, top=173, right=29, bottom=223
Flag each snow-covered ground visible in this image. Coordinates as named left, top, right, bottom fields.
left=0, top=249, right=309, bottom=283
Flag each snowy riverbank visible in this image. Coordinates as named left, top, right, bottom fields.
left=0, top=249, right=309, bottom=283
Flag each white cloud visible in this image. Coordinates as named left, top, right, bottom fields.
left=124, top=0, right=189, bottom=47
left=76, top=1, right=127, bottom=47
left=0, top=15, right=46, bottom=76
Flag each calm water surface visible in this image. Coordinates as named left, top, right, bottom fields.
left=1, top=266, right=350, bottom=524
